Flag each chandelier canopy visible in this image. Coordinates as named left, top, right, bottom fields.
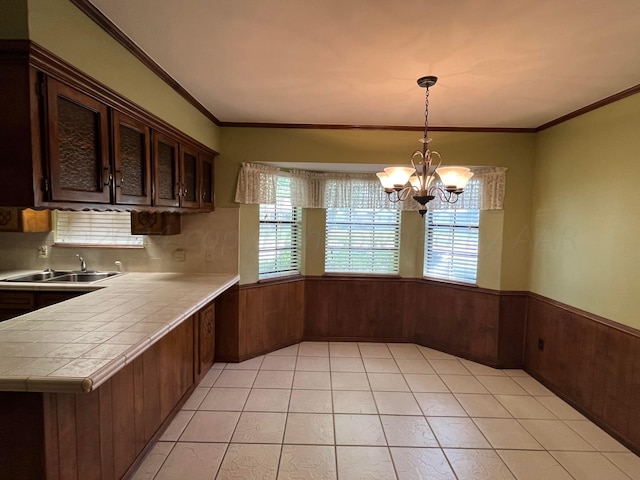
left=377, top=76, right=473, bottom=216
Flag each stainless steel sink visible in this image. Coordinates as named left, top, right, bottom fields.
left=52, top=272, right=122, bottom=283
left=2, top=270, right=122, bottom=283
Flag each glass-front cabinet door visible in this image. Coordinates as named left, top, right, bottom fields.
left=180, top=146, right=200, bottom=209
left=113, top=111, right=151, bottom=206
left=152, top=132, right=180, bottom=207
left=46, top=79, right=110, bottom=203
left=200, top=153, right=215, bottom=210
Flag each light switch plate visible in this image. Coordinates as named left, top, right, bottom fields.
left=173, top=248, right=185, bottom=262
left=38, top=245, right=48, bottom=258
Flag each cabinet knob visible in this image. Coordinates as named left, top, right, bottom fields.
left=115, top=170, right=123, bottom=188
left=103, top=167, right=112, bottom=187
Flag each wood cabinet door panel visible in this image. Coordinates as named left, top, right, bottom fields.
left=200, top=153, right=215, bottom=210
left=180, top=145, right=200, bottom=209
left=47, top=79, right=111, bottom=203
left=152, top=132, right=180, bottom=207
left=113, top=111, right=151, bottom=205
left=199, top=304, right=215, bottom=376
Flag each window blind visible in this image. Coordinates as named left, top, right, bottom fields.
left=259, top=176, right=301, bottom=279
left=424, top=209, right=479, bottom=283
left=55, top=211, right=143, bottom=247
left=325, top=208, right=400, bottom=274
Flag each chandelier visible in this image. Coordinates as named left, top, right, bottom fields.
left=376, top=76, right=473, bottom=216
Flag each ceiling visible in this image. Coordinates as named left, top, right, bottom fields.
left=87, top=0, right=640, bottom=129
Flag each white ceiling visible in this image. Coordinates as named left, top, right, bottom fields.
left=88, top=0, right=640, bottom=129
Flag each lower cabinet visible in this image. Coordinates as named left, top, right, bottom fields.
left=195, top=301, right=215, bottom=383
left=0, top=302, right=215, bottom=480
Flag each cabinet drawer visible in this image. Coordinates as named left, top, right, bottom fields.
left=0, top=292, right=35, bottom=310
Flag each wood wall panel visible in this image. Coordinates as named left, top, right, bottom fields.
left=215, top=285, right=240, bottom=361
left=525, top=294, right=640, bottom=455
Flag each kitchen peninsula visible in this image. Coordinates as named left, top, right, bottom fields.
left=0, top=271, right=239, bottom=479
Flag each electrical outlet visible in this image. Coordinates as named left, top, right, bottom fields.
left=174, top=248, right=186, bottom=262
left=205, top=250, right=214, bottom=262
left=38, top=245, right=48, bottom=258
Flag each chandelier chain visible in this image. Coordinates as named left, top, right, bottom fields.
left=423, top=86, right=430, bottom=143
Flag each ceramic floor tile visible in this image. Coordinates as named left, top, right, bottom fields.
left=261, top=355, right=297, bottom=371
left=130, top=441, right=174, bottom=480
left=404, top=374, right=450, bottom=393
left=199, top=387, right=251, bottom=411
left=160, top=410, right=194, bottom=441
left=473, top=418, right=543, bottom=450
left=417, top=346, right=457, bottom=360
left=334, top=414, right=386, bottom=446
left=519, top=419, right=595, bottom=451
left=284, top=413, right=334, bottom=444
left=225, top=355, right=264, bottom=370
left=231, top=412, right=287, bottom=444
left=388, top=344, right=424, bottom=359
left=497, top=450, right=574, bottom=480
left=455, top=393, right=512, bottom=418
left=267, top=345, right=299, bottom=356
left=329, top=342, right=361, bottom=357
left=495, top=395, right=556, bottom=419
left=154, top=443, right=226, bottom=480
left=362, top=357, right=400, bottom=373
left=278, top=444, right=337, bottom=480
left=414, top=392, right=467, bottom=417
left=329, top=357, right=365, bottom=372
left=373, top=391, right=422, bottom=415
left=551, top=451, right=630, bottom=480
left=604, top=452, right=640, bottom=480
left=428, top=417, right=491, bottom=448
left=295, top=356, right=330, bottom=371
left=197, top=368, right=222, bottom=387
left=444, top=448, right=516, bottom=480
left=333, top=390, right=377, bottom=414
left=254, top=370, right=295, bottom=389
left=512, top=376, right=554, bottom=395
left=440, top=375, right=489, bottom=394
left=179, top=411, right=240, bottom=442
left=336, top=446, right=397, bottom=479
left=394, top=358, right=435, bottom=374
left=292, top=371, right=331, bottom=389
left=358, top=344, right=393, bottom=358
left=244, top=388, right=291, bottom=412
left=331, top=372, right=371, bottom=391
left=534, top=396, right=585, bottom=420
left=298, top=342, right=329, bottom=357
left=459, top=359, right=506, bottom=376
left=564, top=419, right=629, bottom=451
left=217, top=443, right=281, bottom=480
left=390, top=447, right=457, bottom=480
left=476, top=375, right=528, bottom=395
left=503, top=369, right=529, bottom=377
left=381, top=415, right=438, bottom=447
left=213, top=369, right=258, bottom=388
left=289, top=389, right=333, bottom=413
left=182, top=387, right=209, bottom=410
left=428, top=359, right=471, bottom=375
left=367, top=372, right=409, bottom=392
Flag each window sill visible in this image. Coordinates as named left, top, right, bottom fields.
left=422, top=276, right=478, bottom=288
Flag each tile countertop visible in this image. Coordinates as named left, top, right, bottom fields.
left=0, top=271, right=239, bottom=394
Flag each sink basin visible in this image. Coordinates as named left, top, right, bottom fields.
left=2, top=270, right=122, bottom=283
left=52, top=272, right=122, bottom=283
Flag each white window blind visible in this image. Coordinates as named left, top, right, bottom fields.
left=259, top=176, right=301, bottom=279
left=55, top=211, right=143, bottom=247
left=325, top=208, right=400, bottom=274
left=424, top=209, right=479, bottom=283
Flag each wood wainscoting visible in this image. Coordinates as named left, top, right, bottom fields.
left=216, top=275, right=526, bottom=368
left=525, top=293, right=640, bottom=455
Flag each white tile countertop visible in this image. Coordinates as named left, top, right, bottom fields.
left=0, top=271, right=239, bottom=393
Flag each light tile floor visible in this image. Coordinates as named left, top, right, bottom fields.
left=132, top=342, right=640, bottom=480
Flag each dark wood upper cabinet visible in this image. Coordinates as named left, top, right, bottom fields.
left=113, top=111, right=152, bottom=206
left=0, top=42, right=218, bottom=213
left=46, top=78, right=111, bottom=204
left=153, top=132, right=180, bottom=208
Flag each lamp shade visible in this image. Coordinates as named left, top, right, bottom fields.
left=384, top=166, right=415, bottom=187
left=376, top=172, right=395, bottom=190
left=436, top=167, right=473, bottom=189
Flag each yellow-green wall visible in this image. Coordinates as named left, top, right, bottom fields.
left=0, top=0, right=29, bottom=38
left=222, top=127, right=535, bottom=289
left=23, top=0, right=220, bottom=151
left=530, top=93, right=640, bottom=329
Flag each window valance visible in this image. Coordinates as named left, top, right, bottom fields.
left=235, top=163, right=507, bottom=211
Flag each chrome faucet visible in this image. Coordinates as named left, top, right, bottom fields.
left=75, top=254, right=87, bottom=272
